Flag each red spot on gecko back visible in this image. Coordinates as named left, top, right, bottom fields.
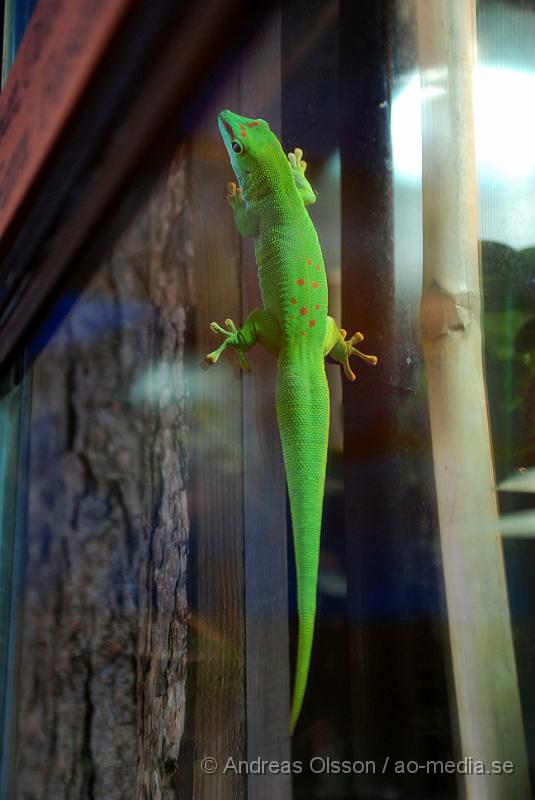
left=315, top=264, right=321, bottom=271
left=300, top=307, right=308, bottom=315
left=247, top=121, right=260, bottom=127
left=309, top=319, right=316, bottom=327
left=311, top=281, right=319, bottom=288
left=291, top=298, right=297, bottom=304
left=296, top=278, right=305, bottom=286
left=301, top=331, right=307, bottom=336
left=307, top=258, right=312, bottom=265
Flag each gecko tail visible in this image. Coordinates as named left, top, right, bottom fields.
left=276, top=362, right=330, bottom=735
left=289, top=609, right=315, bottom=734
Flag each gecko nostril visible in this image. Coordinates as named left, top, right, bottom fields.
left=221, top=118, right=234, bottom=138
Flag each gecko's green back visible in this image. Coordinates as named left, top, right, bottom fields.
left=210, top=110, right=376, bottom=734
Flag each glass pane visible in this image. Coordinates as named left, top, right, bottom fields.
left=477, top=0, right=535, bottom=790
left=1, top=2, right=534, bottom=799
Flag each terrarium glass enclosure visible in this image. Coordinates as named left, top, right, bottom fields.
left=1, top=1, right=535, bottom=799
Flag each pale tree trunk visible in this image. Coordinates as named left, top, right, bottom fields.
left=416, top=2, right=529, bottom=798
left=15, top=146, right=194, bottom=800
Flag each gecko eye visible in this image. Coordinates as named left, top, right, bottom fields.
left=232, top=140, right=243, bottom=154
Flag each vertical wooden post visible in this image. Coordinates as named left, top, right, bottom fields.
left=191, top=19, right=291, bottom=794
left=239, top=15, right=292, bottom=800
left=340, top=2, right=459, bottom=797
left=191, top=86, right=247, bottom=800
left=416, top=2, right=530, bottom=797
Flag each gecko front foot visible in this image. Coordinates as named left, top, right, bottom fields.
left=288, top=147, right=307, bottom=179
left=332, top=330, right=378, bottom=381
left=227, top=182, right=244, bottom=209
left=206, top=318, right=251, bottom=371
left=287, top=147, right=317, bottom=205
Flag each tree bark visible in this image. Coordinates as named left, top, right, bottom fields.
left=15, top=146, right=194, bottom=800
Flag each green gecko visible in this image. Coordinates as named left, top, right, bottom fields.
left=207, top=109, right=377, bottom=734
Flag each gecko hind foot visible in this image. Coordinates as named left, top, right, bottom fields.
left=337, top=330, right=378, bottom=381
left=206, top=318, right=251, bottom=371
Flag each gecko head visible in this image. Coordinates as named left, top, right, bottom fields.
left=218, top=109, right=289, bottom=197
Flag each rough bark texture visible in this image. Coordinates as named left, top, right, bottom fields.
left=15, top=146, right=194, bottom=800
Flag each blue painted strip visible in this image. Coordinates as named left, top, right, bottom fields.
left=2, top=0, right=37, bottom=86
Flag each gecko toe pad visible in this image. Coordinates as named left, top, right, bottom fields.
left=206, top=318, right=251, bottom=371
